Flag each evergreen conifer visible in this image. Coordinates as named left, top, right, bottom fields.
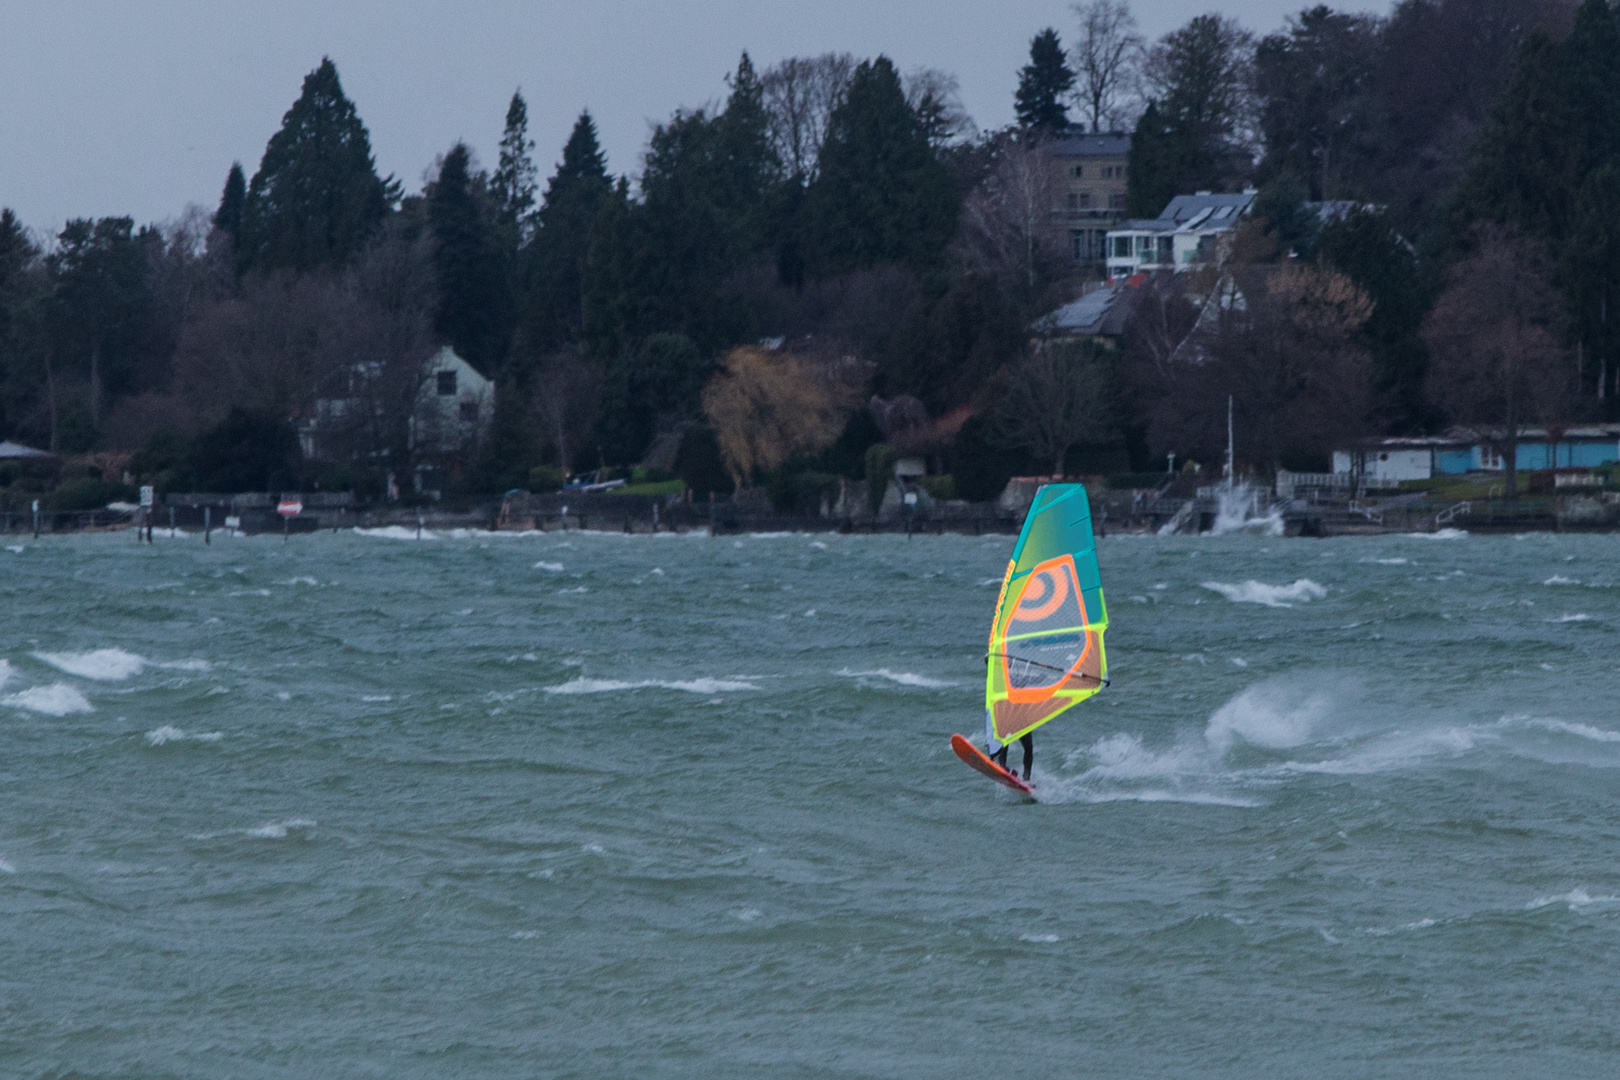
left=214, top=163, right=246, bottom=239
left=526, top=111, right=611, bottom=351
left=428, top=143, right=511, bottom=374
left=492, top=91, right=538, bottom=234
left=238, top=58, right=394, bottom=274
left=803, top=56, right=957, bottom=275
left=1014, top=29, right=1075, bottom=132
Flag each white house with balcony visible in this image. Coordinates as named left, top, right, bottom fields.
left=1105, top=191, right=1258, bottom=277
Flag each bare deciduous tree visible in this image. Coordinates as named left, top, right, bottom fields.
left=1423, top=224, right=1567, bottom=499
left=1136, top=264, right=1374, bottom=473
left=996, top=341, right=1116, bottom=475
left=904, top=68, right=975, bottom=149
left=1071, top=0, right=1144, bottom=132
left=956, top=136, right=1066, bottom=288
left=761, top=54, right=855, bottom=181
left=530, top=347, right=602, bottom=474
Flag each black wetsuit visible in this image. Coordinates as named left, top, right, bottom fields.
left=993, top=733, right=1034, bottom=781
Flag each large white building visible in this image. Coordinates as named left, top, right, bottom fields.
left=1105, top=191, right=1257, bottom=277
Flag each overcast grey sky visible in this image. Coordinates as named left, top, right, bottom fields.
left=1, top=0, right=1382, bottom=237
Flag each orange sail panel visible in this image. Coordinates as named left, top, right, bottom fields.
left=984, top=484, right=1108, bottom=745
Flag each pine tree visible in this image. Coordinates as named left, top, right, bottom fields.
left=526, top=111, right=612, bottom=351
left=803, top=56, right=957, bottom=275
left=1015, top=29, right=1076, bottom=132
left=428, top=142, right=510, bottom=374
left=238, top=58, right=394, bottom=274
left=214, top=163, right=246, bottom=239
left=491, top=90, right=538, bottom=235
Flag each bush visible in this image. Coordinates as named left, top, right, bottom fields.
left=49, top=476, right=133, bottom=511
left=631, top=465, right=675, bottom=484
left=768, top=469, right=840, bottom=514
left=920, top=474, right=956, bottom=501
left=528, top=465, right=566, bottom=492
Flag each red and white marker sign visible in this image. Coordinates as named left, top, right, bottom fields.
left=277, top=500, right=303, bottom=517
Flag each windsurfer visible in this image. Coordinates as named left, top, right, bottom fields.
left=992, top=733, right=1034, bottom=783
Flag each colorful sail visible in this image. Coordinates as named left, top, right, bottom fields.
left=984, top=483, right=1108, bottom=748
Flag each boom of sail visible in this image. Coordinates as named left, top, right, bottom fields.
left=984, top=483, right=1109, bottom=748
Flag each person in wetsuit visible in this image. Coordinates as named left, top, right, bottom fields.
left=992, top=732, right=1034, bottom=783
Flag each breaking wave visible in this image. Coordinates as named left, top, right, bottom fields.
left=352, top=526, right=436, bottom=540
left=145, top=726, right=223, bottom=746
left=3, top=684, right=93, bottom=716
left=35, top=648, right=146, bottom=680
left=836, top=668, right=958, bottom=688
left=1201, top=579, right=1326, bottom=608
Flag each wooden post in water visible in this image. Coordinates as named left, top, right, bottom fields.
left=33, top=499, right=40, bottom=539
left=204, top=506, right=211, bottom=545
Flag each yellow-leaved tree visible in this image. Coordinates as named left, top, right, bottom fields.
left=701, top=346, right=844, bottom=492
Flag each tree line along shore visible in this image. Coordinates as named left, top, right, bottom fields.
left=2, top=0, right=1619, bottom=520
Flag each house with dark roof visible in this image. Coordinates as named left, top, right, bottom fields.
left=1041, top=132, right=1131, bottom=266
left=1105, top=191, right=1259, bottom=276
left=1029, top=277, right=1145, bottom=345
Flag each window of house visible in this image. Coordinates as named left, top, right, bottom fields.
left=1072, top=165, right=1083, bottom=178
left=1079, top=192, right=1092, bottom=208
left=1113, top=236, right=1132, bottom=258
left=1071, top=230, right=1084, bottom=259
left=437, top=371, right=457, bottom=396
left=459, top=401, right=478, bottom=422
left=1108, top=192, right=1123, bottom=209
left=1138, top=235, right=1155, bottom=256
left=1067, top=193, right=1078, bottom=209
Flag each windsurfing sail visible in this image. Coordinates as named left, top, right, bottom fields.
left=984, top=483, right=1108, bottom=749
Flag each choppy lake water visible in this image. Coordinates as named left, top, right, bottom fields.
left=3, top=525, right=1620, bottom=1078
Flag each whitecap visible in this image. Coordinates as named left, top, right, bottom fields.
left=1544, top=575, right=1580, bottom=586
left=1201, top=579, right=1326, bottom=608
left=0, top=659, right=11, bottom=690
left=543, top=675, right=759, bottom=695
left=1548, top=613, right=1594, bottom=623
left=6, top=545, right=23, bottom=554
left=145, top=726, right=222, bottom=746
left=34, top=648, right=145, bottom=681
left=836, top=668, right=957, bottom=689
left=246, top=818, right=316, bottom=839
left=3, top=684, right=93, bottom=715
left=281, top=576, right=319, bottom=586
left=533, top=561, right=565, bottom=571
left=362, top=694, right=393, bottom=703
left=1406, top=528, right=1468, bottom=539
left=1526, top=889, right=1620, bottom=911
left=0, top=858, right=13, bottom=873
left=1527, top=719, right=1620, bottom=744
left=351, top=525, right=437, bottom=540
left=1019, top=933, right=1059, bottom=943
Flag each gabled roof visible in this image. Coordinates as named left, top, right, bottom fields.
left=1030, top=277, right=1148, bottom=337
left=1042, top=132, right=1131, bottom=158
left=1158, top=191, right=1256, bottom=225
